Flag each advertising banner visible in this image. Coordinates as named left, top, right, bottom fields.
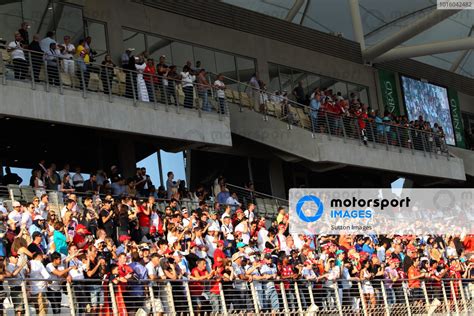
left=378, top=69, right=400, bottom=116
left=447, top=87, right=466, bottom=148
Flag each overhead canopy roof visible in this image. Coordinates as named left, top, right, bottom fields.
left=221, top=0, right=473, bottom=78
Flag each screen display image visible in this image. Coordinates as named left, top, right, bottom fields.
left=401, top=76, right=455, bottom=146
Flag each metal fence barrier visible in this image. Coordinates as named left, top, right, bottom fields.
left=1, top=278, right=472, bottom=315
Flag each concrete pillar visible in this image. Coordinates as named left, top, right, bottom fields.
left=269, top=159, right=286, bottom=199
left=84, top=0, right=126, bottom=62
left=118, top=138, right=136, bottom=179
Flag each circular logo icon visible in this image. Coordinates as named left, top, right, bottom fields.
left=296, top=195, right=324, bottom=222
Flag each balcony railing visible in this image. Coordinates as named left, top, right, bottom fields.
left=1, top=278, right=472, bottom=315
left=0, top=46, right=229, bottom=120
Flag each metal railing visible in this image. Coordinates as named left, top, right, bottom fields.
left=0, top=45, right=229, bottom=120
left=225, top=183, right=288, bottom=220
left=1, top=278, right=472, bottom=315
left=209, top=72, right=451, bottom=160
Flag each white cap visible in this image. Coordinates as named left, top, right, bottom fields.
left=94, top=239, right=105, bottom=247
left=12, top=201, right=21, bottom=207
left=35, top=215, right=45, bottom=220
left=126, top=48, right=135, bottom=51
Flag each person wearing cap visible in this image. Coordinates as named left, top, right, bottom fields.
left=231, top=252, right=252, bottom=311
left=73, top=224, right=93, bottom=250
left=205, top=226, right=220, bottom=258
left=6, top=251, right=28, bottom=315
left=301, top=259, right=318, bottom=309
left=29, top=213, right=47, bottom=250
left=384, top=258, right=400, bottom=306
left=27, top=231, right=45, bottom=257
left=260, top=252, right=280, bottom=311
left=8, top=201, right=22, bottom=225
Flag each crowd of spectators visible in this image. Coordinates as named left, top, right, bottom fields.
left=245, top=75, right=449, bottom=151
left=3, top=23, right=228, bottom=115
left=2, top=22, right=464, bottom=153
left=0, top=162, right=473, bottom=315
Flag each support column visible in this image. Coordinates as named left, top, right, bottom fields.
left=157, top=150, right=164, bottom=187
left=269, top=159, right=286, bottom=199
left=348, top=0, right=365, bottom=50
left=118, top=138, right=136, bottom=179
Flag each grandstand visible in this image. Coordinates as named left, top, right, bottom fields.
left=0, top=0, right=473, bottom=315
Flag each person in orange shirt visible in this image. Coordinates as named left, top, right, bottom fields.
left=407, top=257, right=427, bottom=304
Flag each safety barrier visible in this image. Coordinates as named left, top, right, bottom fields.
left=0, top=278, right=471, bottom=315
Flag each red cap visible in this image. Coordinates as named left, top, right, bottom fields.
left=390, top=258, right=400, bottom=264
left=304, top=260, right=312, bottom=265
left=236, top=209, right=243, bottom=214
left=190, top=241, right=197, bottom=248
left=76, top=224, right=91, bottom=235
left=278, top=224, right=285, bottom=229
left=217, top=240, right=225, bottom=246
left=263, top=248, right=273, bottom=254
left=119, top=235, right=131, bottom=243
left=407, top=244, right=417, bottom=252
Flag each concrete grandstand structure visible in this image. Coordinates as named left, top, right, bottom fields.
left=0, top=1, right=474, bottom=316
left=0, top=0, right=473, bottom=196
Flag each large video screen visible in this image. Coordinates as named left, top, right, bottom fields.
left=401, top=76, right=455, bottom=145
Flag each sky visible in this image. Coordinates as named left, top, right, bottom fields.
left=7, top=150, right=186, bottom=188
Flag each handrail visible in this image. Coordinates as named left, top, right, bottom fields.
left=226, top=183, right=288, bottom=204
left=5, top=277, right=473, bottom=315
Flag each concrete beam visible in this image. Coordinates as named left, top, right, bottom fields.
left=450, top=26, right=473, bottom=72
left=348, top=0, right=366, bottom=50
left=374, top=37, right=474, bottom=63
left=363, top=8, right=461, bottom=61
left=229, top=104, right=466, bottom=181
left=0, top=81, right=232, bottom=147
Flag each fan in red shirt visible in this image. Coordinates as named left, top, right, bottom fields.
left=355, top=104, right=369, bottom=145
left=213, top=240, right=226, bottom=268
left=279, top=255, right=297, bottom=290
left=72, top=224, right=93, bottom=250
left=137, top=202, right=151, bottom=235
left=190, top=259, right=214, bottom=313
